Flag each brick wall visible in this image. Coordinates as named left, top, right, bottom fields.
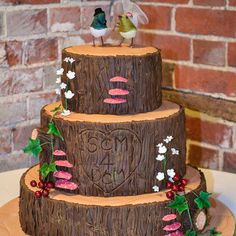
left=136, top=0, right=236, bottom=173
left=0, top=0, right=235, bottom=174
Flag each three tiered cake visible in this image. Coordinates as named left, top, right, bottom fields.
left=19, top=45, right=209, bottom=235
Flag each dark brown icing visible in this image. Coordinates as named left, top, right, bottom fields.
left=39, top=101, right=186, bottom=197
left=61, top=45, right=162, bottom=114
left=19, top=165, right=207, bottom=236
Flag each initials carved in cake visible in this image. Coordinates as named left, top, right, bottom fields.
left=79, top=129, right=142, bottom=193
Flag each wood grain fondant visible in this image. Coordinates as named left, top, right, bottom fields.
left=61, top=45, right=162, bottom=114
left=19, top=165, right=207, bottom=236
left=39, top=101, right=186, bottom=197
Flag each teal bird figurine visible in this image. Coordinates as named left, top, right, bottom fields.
left=118, top=14, right=137, bottom=47
left=90, top=8, right=108, bottom=46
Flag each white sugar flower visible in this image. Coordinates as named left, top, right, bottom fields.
left=56, top=77, right=61, bottom=84
left=156, top=154, right=165, bottom=161
left=169, top=177, right=174, bottom=183
left=65, top=90, right=74, bottom=99
left=66, top=71, right=75, bottom=80
left=55, top=88, right=61, bottom=95
left=69, top=57, right=75, bottom=64
left=167, top=169, right=176, bottom=178
left=156, top=172, right=165, bottom=181
left=164, top=136, right=174, bottom=143
left=64, top=57, right=70, bottom=63
left=171, top=148, right=179, bottom=155
left=56, top=68, right=64, bottom=76
left=158, top=145, right=167, bottom=154
left=152, top=185, right=160, bottom=192
left=61, top=109, right=71, bottom=116
left=60, top=82, right=67, bottom=90
left=156, top=143, right=163, bottom=148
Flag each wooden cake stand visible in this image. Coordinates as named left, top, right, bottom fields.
left=0, top=197, right=235, bottom=235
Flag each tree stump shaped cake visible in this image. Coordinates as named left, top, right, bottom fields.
left=19, top=45, right=216, bottom=236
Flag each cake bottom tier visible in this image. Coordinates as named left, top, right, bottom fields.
left=19, top=165, right=207, bottom=236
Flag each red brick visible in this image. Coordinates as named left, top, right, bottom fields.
left=229, top=0, right=236, bottom=6
left=193, top=0, right=225, bottom=6
left=19, top=0, right=59, bottom=3
left=0, top=97, right=27, bottom=126
left=188, top=144, right=219, bottom=169
left=136, top=32, right=190, bottom=60
left=25, top=38, right=58, bottom=65
left=13, top=123, right=38, bottom=151
left=139, top=5, right=171, bottom=30
left=0, top=153, right=31, bottom=172
left=176, top=8, right=236, bottom=37
left=28, top=92, right=57, bottom=119
left=186, top=116, right=233, bottom=148
left=175, top=65, right=236, bottom=97
left=223, top=152, right=236, bottom=173
left=50, top=7, right=81, bottom=33
left=9, top=67, right=43, bottom=94
left=6, top=41, right=23, bottom=66
left=228, top=42, right=236, bottom=67
left=141, top=0, right=189, bottom=3
left=0, top=69, right=10, bottom=96
left=7, top=9, right=47, bottom=37
left=193, top=40, right=225, bottom=66
left=0, top=128, right=11, bottom=154
left=0, top=42, right=7, bottom=67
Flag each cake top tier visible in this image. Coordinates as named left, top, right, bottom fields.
left=64, top=45, right=158, bottom=56
left=61, top=45, right=162, bottom=115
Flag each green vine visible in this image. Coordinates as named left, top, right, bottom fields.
left=23, top=104, right=64, bottom=180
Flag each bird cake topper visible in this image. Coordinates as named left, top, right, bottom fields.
left=121, top=0, right=149, bottom=27
left=116, top=0, right=149, bottom=46
left=90, top=8, right=108, bottom=46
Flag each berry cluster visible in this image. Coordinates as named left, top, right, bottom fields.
left=30, top=179, right=55, bottom=198
left=166, top=174, right=188, bottom=200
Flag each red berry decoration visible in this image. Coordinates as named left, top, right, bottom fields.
left=181, top=178, right=188, bottom=186
left=166, top=182, right=173, bottom=189
left=46, top=181, right=54, bottom=189
left=30, top=180, right=37, bottom=187
left=173, top=174, right=181, bottom=182
left=38, top=181, right=45, bottom=189
left=172, top=184, right=179, bottom=192
left=34, top=190, right=42, bottom=198
left=178, top=184, right=185, bottom=192
left=42, top=189, right=50, bottom=198
left=166, top=191, right=175, bottom=200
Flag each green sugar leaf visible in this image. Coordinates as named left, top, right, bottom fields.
left=167, top=195, right=189, bottom=215
left=40, top=162, right=57, bottom=179
left=47, top=121, right=64, bottom=141
left=23, top=138, right=42, bottom=157
left=50, top=104, right=62, bottom=115
left=210, top=228, right=221, bottom=236
left=194, top=191, right=211, bottom=209
left=185, top=229, right=197, bottom=236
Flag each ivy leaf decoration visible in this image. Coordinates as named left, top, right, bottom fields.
left=194, top=191, right=211, bottom=209
left=47, top=121, right=64, bottom=141
left=185, top=230, right=197, bottom=236
left=210, top=228, right=221, bottom=236
left=40, top=162, right=57, bottom=179
left=23, top=138, right=42, bottom=157
left=50, top=104, right=62, bottom=116
left=167, top=195, right=189, bottom=214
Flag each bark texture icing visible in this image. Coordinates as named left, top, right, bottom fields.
left=61, top=45, right=162, bottom=114
left=39, top=101, right=186, bottom=197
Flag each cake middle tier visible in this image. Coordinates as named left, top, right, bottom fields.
left=61, top=45, right=162, bottom=114
left=40, top=101, right=186, bottom=197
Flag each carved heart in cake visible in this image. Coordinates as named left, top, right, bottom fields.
left=79, top=129, right=142, bottom=194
